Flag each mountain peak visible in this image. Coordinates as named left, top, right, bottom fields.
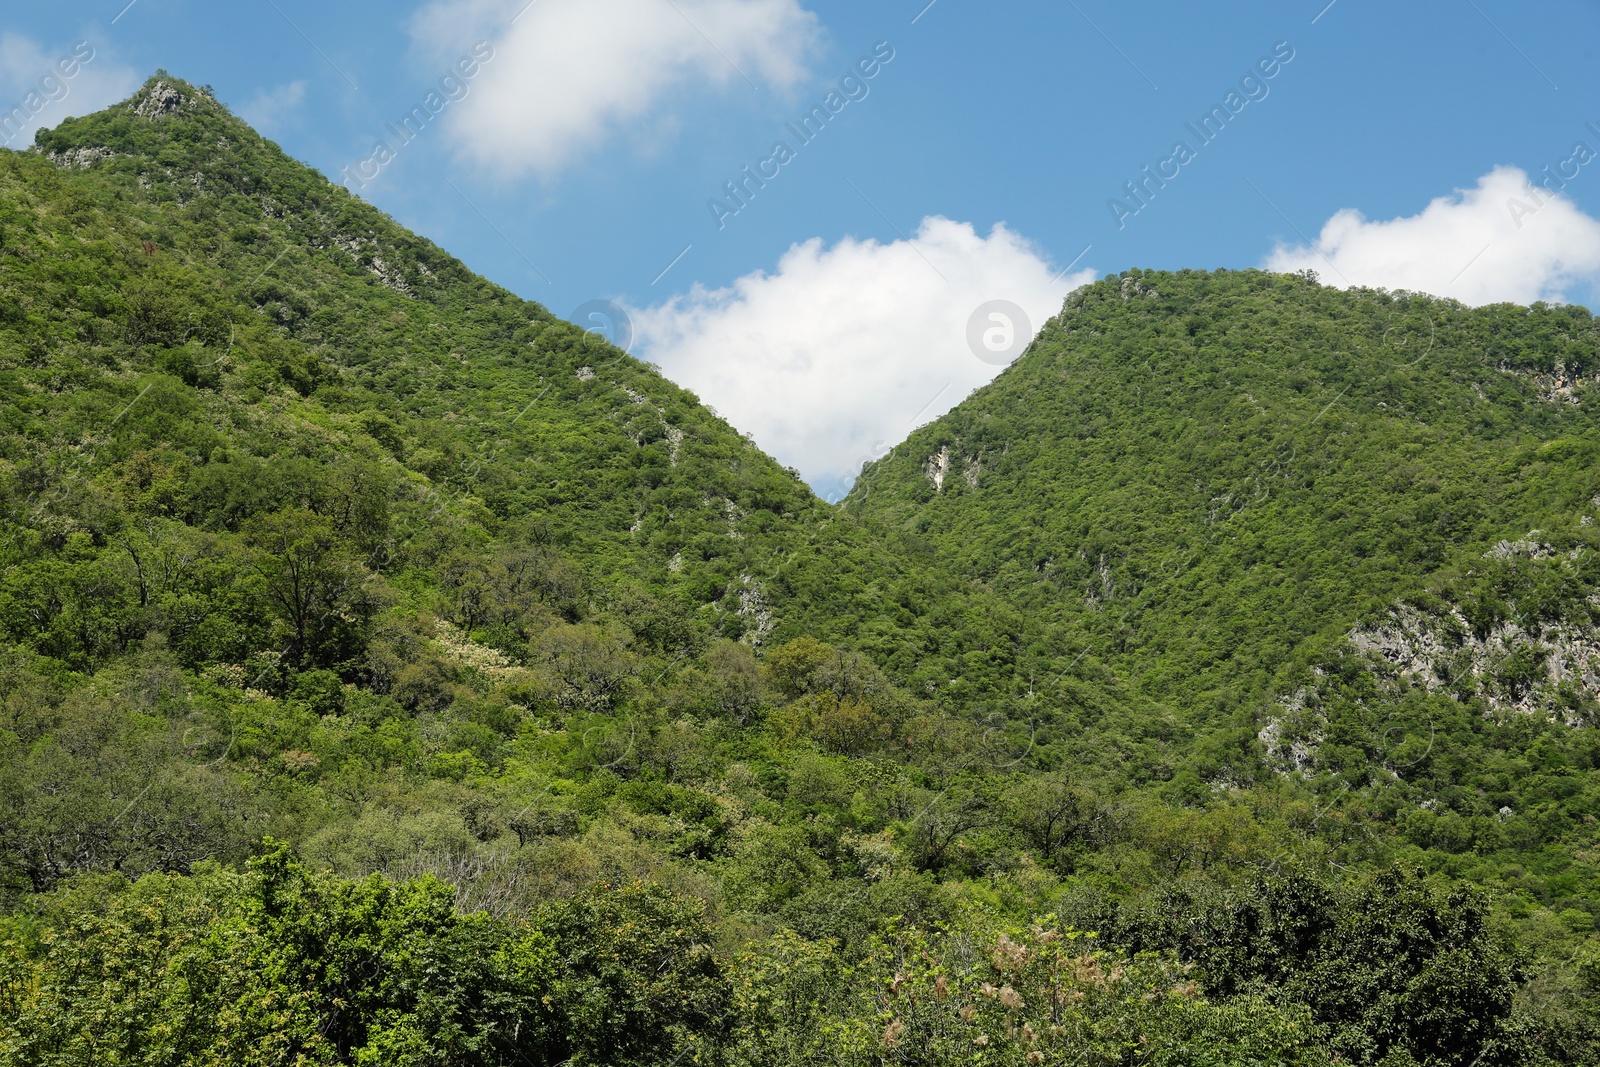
left=31, top=71, right=285, bottom=182
left=124, top=73, right=212, bottom=123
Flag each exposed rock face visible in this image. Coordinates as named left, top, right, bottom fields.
left=46, top=146, right=115, bottom=169
left=1347, top=600, right=1600, bottom=724
left=925, top=446, right=951, bottom=491
left=1257, top=684, right=1324, bottom=776
left=1348, top=605, right=1463, bottom=688
left=733, top=574, right=774, bottom=646
left=366, top=255, right=412, bottom=295
left=1083, top=553, right=1114, bottom=611
left=332, top=234, right=418, bottom=296
left=130, top=80, right=186, bottom=121
left=1119, top=276, right=1158, bottom=301
left=1483, top=538, right=1555, bottom=561
left=1341, top=534, right=1600, bottom=723
left=1262, top=535, right=1600, bottom=777
left=924, top=446, right=984, bottom=492
left=1494, top=359, right=1593, bottom=405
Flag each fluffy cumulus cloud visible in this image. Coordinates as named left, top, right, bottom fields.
left=631, top=217, right=1095, bottom=498
left=0, top=34, right=139, bottom=149
left=1264, top=166, right=1600, bottom=306
left=409, top=0, right=820, bottom=176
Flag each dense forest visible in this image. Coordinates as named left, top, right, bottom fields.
left=1, top=76, right=1598, bottom=1065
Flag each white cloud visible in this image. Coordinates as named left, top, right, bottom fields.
left=410, top=0, right=820, bottom=176
left=1264, top=166, right=1600, bottom=306
left=237, top=80, right=308, bottom=136
left=631, top=217, right=1095, bottom=498
left=0, top=34, right=139, bottom=149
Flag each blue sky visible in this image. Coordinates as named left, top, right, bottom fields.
left=5, top=0, right=1600, bottom=496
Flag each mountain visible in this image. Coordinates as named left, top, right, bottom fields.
left=5, top=73, right=1064, bottom=702
left=852, top=269, right=1600, bottom=769
left=1, top=77, right=1597, bottom=1066
left=852, top=268, right=1600, bottom=713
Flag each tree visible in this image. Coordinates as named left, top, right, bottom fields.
left=1103, top=867, right=1527, bottom=1067
left=707, top=639, right=761, bottom=722
left=0, top=692, right=246, bottom=896
left=528, top=623, right=635, bottom=712
left=804, top=921, right=1330, bottom=1067
left=244, top=507, right=382, bottom=667
left=1002, top=772, right=1106, bottom=868
left=0, top=847, right=561, bottom=1066
left=536, top=880, right=730, bottom=1066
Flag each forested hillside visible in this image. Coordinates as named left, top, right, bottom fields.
left=1, top=77, right=1597, bottom=1065
left=849, top=269, right=1600, bottom=905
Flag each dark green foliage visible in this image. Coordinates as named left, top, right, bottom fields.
left=536, top=880, right=727, bottom=1065
left=0, top=848, right=725, bottom=1066
left=1088, top=867, right=1525, bottom=1065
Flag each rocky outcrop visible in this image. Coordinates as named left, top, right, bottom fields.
left=1119, top=276, right=1159, bottom=301
left=733, top=574, right=774, bottom=646
left=130, top=80, right=187, bottom=121
left=45, top=146, right=115, bottom=169
left=1348, top=596, right=1600, bottom=725
left=924, top=445, right=984, bottom=492
left=1258, top=683, right=1325, bottom=775
left=925, top=446, right=951, bottom=491
left=1265, top=534, right=1600, bottom=779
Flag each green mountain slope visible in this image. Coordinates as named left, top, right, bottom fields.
left=12, top=74, right=850, bottom=642
left=1, top=74, right=1113, bottom=910
left=4, top=74, right=1063, bottom=697
left=849, top=268, right=1600, bottom=983
left=851, top=268, right=1600, bottom=723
